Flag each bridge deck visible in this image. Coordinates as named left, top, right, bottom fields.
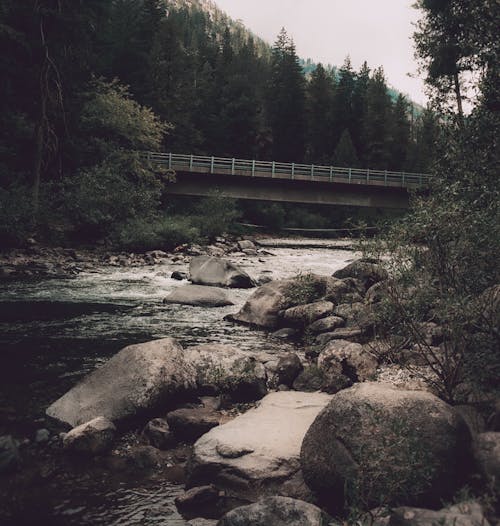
left=146, top=152, right=430, bottom=188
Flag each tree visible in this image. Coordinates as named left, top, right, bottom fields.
left=351, top=61, right=371, bottom=163
left=366, top=1, right=500, bottom=402
left=331, top=57, right=355, bottom=148
left=363, top=67, right=392, bottom=169
left=333, top=129, right=359, bottom=167
left=267, top=28, right=306, bottom=161
left=389, top=95, right=411, bottom=170
left=306, top=63, right=335, bottom=163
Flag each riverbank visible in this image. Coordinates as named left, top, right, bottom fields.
left=0, top=240, right=497, bottom=526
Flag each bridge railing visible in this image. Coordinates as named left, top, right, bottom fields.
left=145, top=152, right=430, bottom=188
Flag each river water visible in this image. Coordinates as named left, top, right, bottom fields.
left=0, top=242, right=355, bottom=525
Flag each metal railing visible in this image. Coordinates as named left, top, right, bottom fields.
left=145, top=152, right=430, bottom=188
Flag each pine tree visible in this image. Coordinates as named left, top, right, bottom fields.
left=306, top=64, right=335, bottom=163
left=351, top=61, right=370, bottom=163
left=333, top=129, right=359, bottom=167
left=331, top=57, right=355, bottom=148
left=363, top=67, right=393, bottom=169
left=390, top=94, right=411, bottom=170
left=267, top=28, right=306, bottom=161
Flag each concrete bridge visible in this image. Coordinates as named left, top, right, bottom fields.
left=147, top=153, right=430, bottom=209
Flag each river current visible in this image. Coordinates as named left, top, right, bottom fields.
left=0, top=241, right=355, bottom=525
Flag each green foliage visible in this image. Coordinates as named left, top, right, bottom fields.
left=112, top=215, right=200, bottom=252
left=284, top=274, right=325, bottom=307
left=79, top=78, right=168, bottom=157
left=0, top=185, right=34, bottom=246
left=190, top=192, right=241, bottom=240
left=60, top=153, right=163, bottom=241
left=362, top=3, right=500, bottom=402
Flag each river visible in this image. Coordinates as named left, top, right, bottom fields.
left=0, top=241, right=356, bottom=525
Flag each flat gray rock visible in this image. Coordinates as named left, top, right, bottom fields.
left=164, top=285, right=234, bottom=307
left=188, top=391, right=332, bottom=501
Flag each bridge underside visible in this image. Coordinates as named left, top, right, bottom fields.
left=167, top=172, right=410, bottom=209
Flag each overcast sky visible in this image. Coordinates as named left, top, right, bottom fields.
left=214, top=0, right=427, bottom=105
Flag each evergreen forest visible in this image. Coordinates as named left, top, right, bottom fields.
left=1, top=0, right=439, bottom=248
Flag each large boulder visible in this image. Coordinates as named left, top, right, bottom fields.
left=333, top=259, right=388, bottom=290
left=300, top=382, right=472, bottom=512
left=217, top=496, right=332, bottom=526
left=184, top=344, right=267, bottom=402
left=190, top=257, right=255, bottom=288
left=188, top=391, right=332, bottom=502
left=62, top=416, right=116, bottom=455
left=46, top=338, right=197, bottom=427
left=229, top=275, right=331, bottom=329
left=164, top=285, right=234, bottom=307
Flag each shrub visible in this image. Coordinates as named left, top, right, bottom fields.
left=113, top=215, right=200, bottom=252
left=0, top=185, right=34, bottom=247
left=191, top=191, right=241, bottom=240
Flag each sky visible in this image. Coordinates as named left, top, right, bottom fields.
left=213, top=0, right=427, bottom=105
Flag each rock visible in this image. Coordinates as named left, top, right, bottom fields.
left=229, top=275, right=328, bottom=329
left=454, top=405, right=486, bottom=436
left=184, top=344, right=267, bottom=402
left=175, top=485, right=221, bottom=520
left=146, top=250, right=168, bottom=259
left=217, top=496, right=332, bottom=526
left=0, top=435, right=20, bottom=474
left=270, top=328, right=298, bottom=339
left=314, top=328, right=363, bottom=346
left=323, top=277, right=365, bottom=304
left=256, top=274, right=273, bottom=286
left=190, top=256, right=255, bottom=288
left=35, top=428, right=50, bottom=444
left=164, top=285, right=234, bottom=307
left=167, top=407, right=220, bottom=442
left=188, top=391, right=332, bottom=502
left=292, top=366, right=325, bottom=392
left=237, top=240, right=255, bottom=251
left=318, top=340, right=378, bottom=384
left=172, top=271, right=188, bottom=281
left=365, top=280, right=390, bottom=303
left=487, top=399, right=500, bottom=431
left=417, top=322, right=444, bottom=346
left=63, top=417, right=116, bottom=455
left=142, top=418, right=176, bottom=450
left=46, top=338, right=197, bottom=427
left=123, top=445, right=162, bottom=470
left=282, top=301, right=334, bottom=327
left=301, top=382, right=472, bottom=512
left=189, top=520, right=218, bottom=526
left=307, top=316, right=345, bottom=334
left=334, top=302, right=375, bottom=333
left=473, top=432, right=500, bottom=485
left=388, top=501, right=490, bottom=526
left=274, top=353, right=303, bottom=387
left=333, top=259, right=388, bottom=290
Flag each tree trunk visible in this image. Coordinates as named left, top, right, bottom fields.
left=453, top=71, right=464, bottom=128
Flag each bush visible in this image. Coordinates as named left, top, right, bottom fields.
left=0, top=185, right=34, bottom=247
left=191, top=192, right=240, bottom=240
left=60, top=153, right=163, bottom=241
left=113, top=215, right=200, bottom=252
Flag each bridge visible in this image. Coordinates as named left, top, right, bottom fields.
left=147, top=152, right=430, bottom=209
